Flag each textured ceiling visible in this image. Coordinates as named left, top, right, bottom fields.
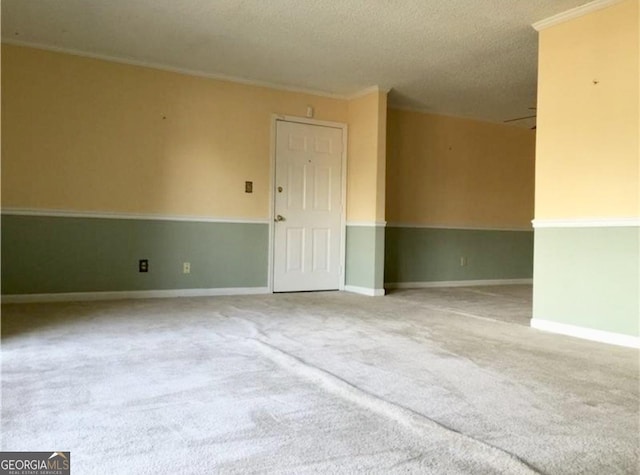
left=1, top=0, right=590, bottom=124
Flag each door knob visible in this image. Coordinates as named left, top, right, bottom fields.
left=275, top=215, right=285, bottom=222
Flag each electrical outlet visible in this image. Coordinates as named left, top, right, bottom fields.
left=139, top=259, right=149, bottom=272
left=460, top=256, right=467, bottom=267
left=245, top=181, right=253, bottom=193
left=183, top=262, right=191, bottom=274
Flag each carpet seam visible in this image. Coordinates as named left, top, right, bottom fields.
left=250, top=338, right=544, bottom=475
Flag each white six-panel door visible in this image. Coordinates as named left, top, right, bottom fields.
left=273, top=120, right=343, bottom=292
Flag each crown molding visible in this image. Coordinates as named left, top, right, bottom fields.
left=387, top=105, right=534, bottom=130
left=2, top=39, right=354, bottom=101
left=532, top=0, right=627, bottom=31
left=347, top=85, right=391, bottom=100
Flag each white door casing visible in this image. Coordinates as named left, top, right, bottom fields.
left=273, top=120, right=344, bottom=292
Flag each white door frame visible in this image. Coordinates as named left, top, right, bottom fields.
left=268, top=114, right=348, bottom=293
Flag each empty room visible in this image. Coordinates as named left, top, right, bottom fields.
left=1, top=0, right=638, bottom=474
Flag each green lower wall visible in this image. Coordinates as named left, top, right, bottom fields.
left=2, top=216, right=540, bottom=297
left=1, top=215, right=269, bottom=294
left=533, top=226, right=640, bottom=337
left=345, top=226, right=385, bottom=290
left=384, top=227, right=534, bottom=284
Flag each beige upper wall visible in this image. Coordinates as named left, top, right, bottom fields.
left=346, top=90, right=387, bottom=222
left=375, top=92, right=388, bottom=222
left=1, top=45, right=349, bottom=218
left=386, top=108, right=535, bottom=228
left=535, top=0, right=639, bottom=219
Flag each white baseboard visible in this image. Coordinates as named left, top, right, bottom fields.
left=1, top=287, right=271, bottom=304
left=344, top=285, right=386, bottom=297
left=531, top=319, right=640, bottom=349
left=385, top=278, right=533, bottom=289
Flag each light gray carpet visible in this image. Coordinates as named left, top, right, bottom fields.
left=1, top=286, right=638, bottom=474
